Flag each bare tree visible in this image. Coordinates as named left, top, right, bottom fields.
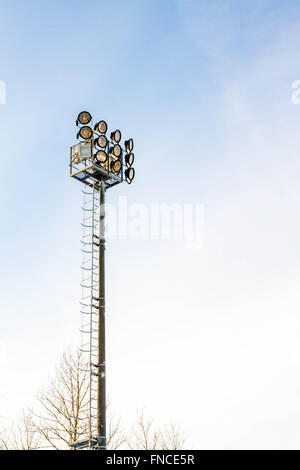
left=0, top=410, right=41, bottom=450
left=31, top=348, right=89, bottom=449
left=30, top=348, right=124, bottom=450
left=0, top=349, right=184, bottom=450
left=127, top=409, right=185, bottom=450
left=160, top=423, right=185, bottom=450
left=127, top=409, right=160, bottom=450
left=106, top=406, right=126, bottom=450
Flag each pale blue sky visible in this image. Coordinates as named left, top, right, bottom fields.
left=1, top=0, right=300, bottom=449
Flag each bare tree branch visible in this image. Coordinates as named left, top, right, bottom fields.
left=126, top=409, right=185, bottom=450
left=0, top=410, right=41, bottom=450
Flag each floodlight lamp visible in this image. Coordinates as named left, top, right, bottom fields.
left=110, top=129, right=121, bottom=143
left=77, top=111, right=92, bottom=125
left=110, top=144, right=122, bottom=158
left=94, top=120, right=107, bottom=134
left=95, top=150, right=107, bottom=164
left=125, top=167, right=135, bottom=183
left=77, top=126, right=93, bottom=140
left=110, top=158, right=122, bottom=174
left=124, top=138, right=134, bottom=152
left=125, top=152, right=134, bottom=167
left=95, top=135, right=108, bottom=148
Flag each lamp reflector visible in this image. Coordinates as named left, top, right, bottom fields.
left=110, top=157, right=122, bottom=174
left=110, top=144, right=122, bottom=157
left=125, top=152, right=134, bottom=167
left=78, top=126, right=93, bottom=140
left=124, top=138, right=134, bottom=152
left=94, top=120, right=107, bottom=134
left=125, top=167, right=135, bottom=183
left=95, top=135, right=107, bottom=148
left=77, top=111, right=92, bottom=125
left=95, top=150, right=107, bottom=164
left=110, top=129, right=121, bottom=143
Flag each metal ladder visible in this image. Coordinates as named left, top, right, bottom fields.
left=79, top=182, right=101, bottom=447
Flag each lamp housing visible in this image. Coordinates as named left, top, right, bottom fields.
left=125, top=167, right=135, bottom=183
left=124, top=138, right=134, bottom=152
left=94, top=120, right=107, bottom=134
left=77, top=111, right=92, bottom=126
left=110, top=130, right=121, bottom=143
left=110, top=144, right=122, bottom=158
left=77, top=126, right=93, bottom=140
left=125, top=153, right=134, bottom=167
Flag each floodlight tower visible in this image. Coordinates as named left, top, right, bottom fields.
left=69, top=111, right=135, bottom=450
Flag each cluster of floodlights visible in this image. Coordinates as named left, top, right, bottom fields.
left=76, top=111, right=135, bottom=184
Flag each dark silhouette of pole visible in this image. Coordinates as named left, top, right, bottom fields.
left=97, top=179, right=106, bottom=449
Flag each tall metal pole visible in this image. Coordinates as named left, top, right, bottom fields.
left=70, top=113, right=135, bottom=451
left=97, top=179, right=106, bottom=449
